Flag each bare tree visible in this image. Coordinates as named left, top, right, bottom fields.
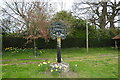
left=107, top=0, right=120, bottom=29
left=72, top=0, right=120, bottom=29
left=0, top=16, right=12, bottom=33
left=1, top=1, right=52, bottom=56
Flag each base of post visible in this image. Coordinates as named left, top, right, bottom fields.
left=50, top=62, right=69, bottom=72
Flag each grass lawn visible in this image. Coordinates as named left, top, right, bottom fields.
left=2, top=47, right=119, bottom=78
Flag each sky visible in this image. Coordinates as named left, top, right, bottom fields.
left=0, top=0, right=119, bottom=11
left=0, top=0, right=74, bottom=11
left=49, top=0, right=74, bottom=11
left=0, top=0, right=119, bottom=27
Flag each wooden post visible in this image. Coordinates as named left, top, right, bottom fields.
left=115, top=40, right=118, bottom=49
left=86, top=19, right=88, bottom=54
left=57, top=37, right=61, bottom=63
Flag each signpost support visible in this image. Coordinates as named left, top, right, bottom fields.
left=57, top=37, right=61, bottom=63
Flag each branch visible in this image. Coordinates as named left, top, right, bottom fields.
left=5, top=2, right=20, bottom=15
left=2, top=8, right=25, bottom=24
left=114, top=19, right=120, bottom=23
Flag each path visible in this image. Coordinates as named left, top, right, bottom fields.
left=1, top=54, right=119, bottom=66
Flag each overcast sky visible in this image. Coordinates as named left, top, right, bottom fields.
left=0, top=0, right=119, bottom=11
left=0, top=0, right=74, bottom=11
left=0, top=0, right=119, bottom=27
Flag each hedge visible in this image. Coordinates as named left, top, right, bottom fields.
left=2, top=36, right=115, bottom=49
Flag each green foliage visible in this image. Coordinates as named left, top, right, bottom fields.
left=70, top=18, right=97, bottom=39
left=52, top=10, right=74, bottom=23
left=70, top=64, right=78, bottom=72
left=70, top=19, right=86, bottom=38
left=52, top=10, right=75, bottom=35
left=38, top=61, right=50, bottom=72
left=53, top=11, right=120, bottom=40
left=39, top=49, right=45, bottom=54
left=2, top=36, right=27, bottom=49
left=52, top=10, right=97, bottom=38
left=2, top=35, right=117, bottom=49
left=50, top=69, right=59, bottom=76
left=94, top=29, right=120, bottom=39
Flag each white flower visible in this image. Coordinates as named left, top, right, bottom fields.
left=55, top=64, right=57, bottom=67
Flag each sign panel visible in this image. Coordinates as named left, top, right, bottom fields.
left=49, top=21, right=67, bottom=40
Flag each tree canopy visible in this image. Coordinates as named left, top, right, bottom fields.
left=72, top=0, right=120, bottom=29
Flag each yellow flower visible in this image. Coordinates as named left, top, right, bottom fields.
left=59, top=66, right=62, bottom=69
left=56, top=65, right=58, bottom=68
left=75, top=64, right=77, bottom=67
left=38, top=64, right=41, bottom=66
left=48, top=61, right=50, bottom=63
left=51, top=69, right=53, bottom=72
left=43, top=62, right=47, bottom=64
left=40, top=63, right=42, bottom=65
left=5, top=48, right=9, bottom=50
left=61, top=58, right=63, bottom=61
left=55, top=69, right=58, bottom=71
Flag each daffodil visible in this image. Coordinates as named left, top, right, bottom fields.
left=43, top=62, right=47, bottom=64
left=56, top=65, right=59, bottom=68
left=55, top=69, right=58, bottom=71
left=48, top=61, right=50, bottom=63
left=59, top=66, right=62, bottom=69
left=51, top=69, right=53, bottom=72
left=75, top=64, right=77, bottom=67
left=40, top=63, right=42, bottom=65
left=61, top=58, right=63, bottom=61
left=38, top=64, right=41, bottom=66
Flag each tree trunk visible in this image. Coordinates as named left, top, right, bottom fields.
left=33, top=39, right=37, bottom=56
left=99, top=2, right=107, bottom=29
left=108, top=0, right=116, bottom=29
left=110, top=20, right=115, bottom=29
left=109, top=12, right=115, bottom=29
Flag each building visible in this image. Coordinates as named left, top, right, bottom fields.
left=112, top=34, right=120, bottom=49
